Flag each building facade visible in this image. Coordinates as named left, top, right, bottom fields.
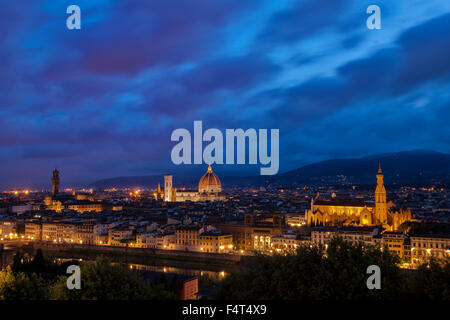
left=306, top=165, right=412, bottom=231
left=310, top=226, right=382, bottom=247
left=162, top=165, right=226, bottom=202
left=199, top=230, right=233, bottom=253
left=215, top=213, right=285, bottom=252
left=175, top=225, right=203, bottom=251
left=410, top=234, right=450, bottom=265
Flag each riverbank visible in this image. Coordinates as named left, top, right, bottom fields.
left=20, top=242, right=243, bottom=273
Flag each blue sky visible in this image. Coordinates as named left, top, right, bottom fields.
left=1, top=0, right=450, bottom=188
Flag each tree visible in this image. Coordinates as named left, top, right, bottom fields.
left=215, top=237, right=411, bottom=300
left=170, top=274, right=179, bottom=294
left=159, top=272, right=168, bottom=289
left=29, top=249, right=46, bottom=272
left=0, top=267, right=48, bottom=300
left=12, top=250, right=27, bottom=272
left=13, top=249, right=58, bottom=275
left=411, top=258, right=450, bottom=300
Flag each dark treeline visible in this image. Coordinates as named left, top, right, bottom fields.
left=0, top=249, right=175, bottom=300
left=2, top=240, right=449, bottom=300
left=214, top=238, right=450, bottom=300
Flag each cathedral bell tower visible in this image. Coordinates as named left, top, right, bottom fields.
left=164, top=175, right=173, bottom=202
left=51, top=169, right=60, bottom=196
left=375, top=163, right=387, bottom=224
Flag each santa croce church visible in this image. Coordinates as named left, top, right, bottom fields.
left=306, top=164, right=412, bottom=231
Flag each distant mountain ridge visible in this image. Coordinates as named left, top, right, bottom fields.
left=270, top=150, right=450, bottom=186
left=88, top=150, right=450, bottom=188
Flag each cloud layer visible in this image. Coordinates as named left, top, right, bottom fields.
left=1, top=0, right=450, bottom=188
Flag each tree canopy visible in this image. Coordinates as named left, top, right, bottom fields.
left=2, top=251, right=175, bottom=300
left=49, top=257, right=175, bottom=300
left=214, top=237, right=449, bottom=300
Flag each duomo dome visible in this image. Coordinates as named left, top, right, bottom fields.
left=198, top=165, right=222, bottom=193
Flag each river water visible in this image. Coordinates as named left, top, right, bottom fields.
left=54, top=257, right=230, bottom=281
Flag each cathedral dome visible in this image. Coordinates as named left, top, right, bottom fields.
left=198, top=165, right=222, bottom=193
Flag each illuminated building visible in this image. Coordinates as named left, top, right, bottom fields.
left=42, top=223, right=58, bottom=242
left=153, top=183, right=164, bottom=200
left=310, top=226, right=382, bottom=247
left=175, top=225, right=202, bottom=251
left=57, top=223, right=77, bottom=243
left=76, top=223, right=95, bottom=245
left=286, top=214, right=306, bottom=227
left=306, top=164, right=412, bottom=231
left=0, top=221, right=15, bottom=236
left=108, top=227, right=134, bottom=246
left=142, top=272, right=198, bottom=300
left=382, top=231, right=411, bottom=263
left=164, top=175, right=174, bottom=202
left=271, top=232, right=305, bottom=253
left=410, top=234, right=450, bottom=265
left=163, top=165, right=226, bottom=202
left=51, top=169, right=60, bottom=196
left=215, top=213, right=285, bottom=252
left=67, top=201, right=104, bottom=213
left=25, top=222, right=42, bottom=240
left=136, top=232, right=175, bottom=249
left=38, top=220, right=97, bottom=244
left=172, top=226, right=234, bottom=253
left=44, top=169, right=119, bottom=213
left=180, top=276, right=199, bottom=300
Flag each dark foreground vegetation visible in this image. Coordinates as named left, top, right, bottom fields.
left=214, top=238, right=450, bottom=300
left=0, top=249, right=175, bottom=300
left=1, top=238, right=449, bottom=300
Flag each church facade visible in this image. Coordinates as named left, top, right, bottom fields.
left=158, top=165, right=226, bottom=202
left=305, top=165, right=412, bottom=231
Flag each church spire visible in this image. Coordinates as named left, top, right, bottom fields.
left=375, top=163, right=387, bottom=224
left=207, top=164, right=212, bottom=173
left=51, top=169, right=60, bottom=196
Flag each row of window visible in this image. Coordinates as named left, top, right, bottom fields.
left=412, top=242, right=447, bottom=249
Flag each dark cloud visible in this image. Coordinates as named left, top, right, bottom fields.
left=54, top=0, right=260, bottom=76
left=258, top=0, right=355, bottom=45
left=21, top=146, right=81, bottom=159
left=264, top=12, right=450, bottom=131
left=395, top=13, right=450, bottom=91
left=179, top=54, right=280, bottom=93
left=0, top=1, right=449, bottom=187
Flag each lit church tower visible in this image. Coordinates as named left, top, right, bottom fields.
left=164, top=175, right=173, bottom=202
left=51, top=169, right=60, bottom=196
left=375, top=162, right=387, bottom=223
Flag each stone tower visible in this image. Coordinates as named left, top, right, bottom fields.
left=164, top=175, right=173, bottom=202
left=51, top=169, right=60, bottom=196
left=375, top=163, right=387, bottom=224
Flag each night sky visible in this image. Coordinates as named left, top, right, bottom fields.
left=1, top=0, right=450, bottom=189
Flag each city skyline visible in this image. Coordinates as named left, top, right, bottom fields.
left=2, top=148, right=449, bottom=190
left=0, top=0, right=449, bottom=304
left=1, top=1, right=450, bottom=187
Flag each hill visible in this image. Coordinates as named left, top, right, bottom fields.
left=88, top=150, right=450, bottom=188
